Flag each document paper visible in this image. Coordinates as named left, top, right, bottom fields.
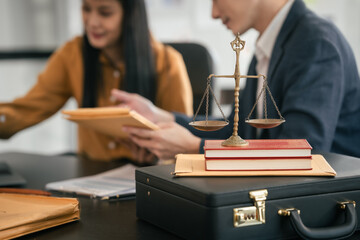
left=45, top=164, right=136, bottom=198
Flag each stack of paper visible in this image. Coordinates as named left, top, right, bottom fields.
left=45, top=164, right=136, bottom=199
left=62, top=107, right=159, bottom=138
left=0, top=193, right=80, bottom=239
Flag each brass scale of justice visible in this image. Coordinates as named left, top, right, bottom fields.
left=189, top=33, right=285, bottom=147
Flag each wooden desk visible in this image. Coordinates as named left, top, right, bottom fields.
left=1, top=152, right=181, bottom=240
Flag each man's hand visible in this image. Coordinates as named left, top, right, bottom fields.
left=110, top=89, right=174, bottom=123
left=122, top=122, right=201, bottom=161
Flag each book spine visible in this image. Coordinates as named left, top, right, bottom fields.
left=204, top=139, right=313, bottom=150
left=205, top=167, right=313, bottom=171
left=204, top=156, right=313, bottom=160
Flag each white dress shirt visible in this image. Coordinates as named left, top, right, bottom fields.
left=255, top=0, right=294, bottom=136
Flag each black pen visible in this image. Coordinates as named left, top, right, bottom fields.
left=100, top=194, right=135, bottom=201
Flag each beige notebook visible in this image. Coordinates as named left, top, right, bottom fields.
left=173, top=154, right=336, bottom=177
left=0, top=193, right=80, bottom=239
left=62, top=107, right=159, bottom=138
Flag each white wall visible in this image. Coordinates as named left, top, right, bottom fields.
left=0, top=0, right=359, bottom=155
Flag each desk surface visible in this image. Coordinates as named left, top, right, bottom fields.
left=1, top=152, right=181, bottom=240
left=2, top=151, right=360, bottom=240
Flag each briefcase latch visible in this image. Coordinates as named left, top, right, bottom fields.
left=233, top=189, right=268, bottom=227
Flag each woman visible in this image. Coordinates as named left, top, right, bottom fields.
left=0, top=0, right=193, bottom=162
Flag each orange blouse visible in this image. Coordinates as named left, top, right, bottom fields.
left=0, top=36, right=193, bottom=161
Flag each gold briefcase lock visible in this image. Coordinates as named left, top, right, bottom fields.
left=233, top=189, right=268, bottom=227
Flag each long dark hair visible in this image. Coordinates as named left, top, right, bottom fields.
left=82, top=0, right=156, bottom=107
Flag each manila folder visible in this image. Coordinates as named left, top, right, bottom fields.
left=62, top=107, right=159, bottom=138
left=0, top=193, right=80, bottom=239
left=173, top=154, right=336, bottom=177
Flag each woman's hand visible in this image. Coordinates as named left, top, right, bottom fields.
left=122, top=122, right=201, bottom=161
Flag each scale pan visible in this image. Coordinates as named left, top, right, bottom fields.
left=245, top=119, right=285, bottom=129
left=189, top=120, right=229, bottom=131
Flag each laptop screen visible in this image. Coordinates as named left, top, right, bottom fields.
left=0, top=162, right=26, bottom=187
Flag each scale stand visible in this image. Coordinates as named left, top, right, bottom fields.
left=189, top=33, right=285, bottom=147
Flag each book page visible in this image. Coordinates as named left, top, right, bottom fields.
left=45, top=164, right=136, bottom=199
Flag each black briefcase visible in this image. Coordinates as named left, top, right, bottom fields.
left=136, top=152, right=360, bottom=240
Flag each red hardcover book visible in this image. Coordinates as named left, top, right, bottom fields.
left=204, top=139, right=312, bottom=159
left=205, top=157, right=312, bottom=171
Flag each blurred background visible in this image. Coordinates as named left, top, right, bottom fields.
left=0, top=0, right=359, bottom=155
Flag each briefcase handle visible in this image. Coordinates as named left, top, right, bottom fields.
left=278, top=201, right=357, bottom=240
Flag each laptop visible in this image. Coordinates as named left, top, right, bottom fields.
left=0, top=162, right=26, bottom=187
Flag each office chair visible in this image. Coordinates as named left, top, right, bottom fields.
left=165, top=42, right=214, bottom=115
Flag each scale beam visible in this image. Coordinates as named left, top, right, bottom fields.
left=189, top=33, right=285, bottom=147
left=208, top=74, right=235, bottom=79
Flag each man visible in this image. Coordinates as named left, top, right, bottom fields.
left=112, top=0, right=360, bottom=162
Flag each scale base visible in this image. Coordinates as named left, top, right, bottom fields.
left=221, top=135, right=249, bottom=147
